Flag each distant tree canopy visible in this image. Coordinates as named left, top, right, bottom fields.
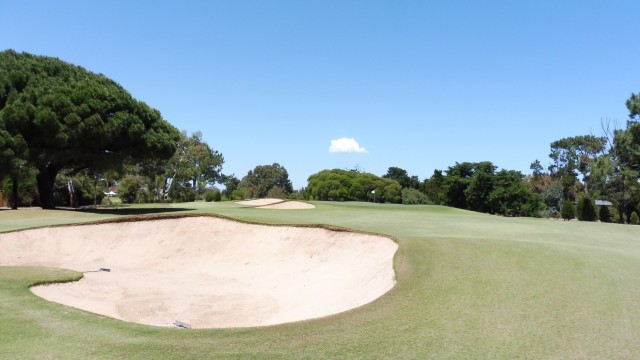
left=165, top=131, right=224, bottom=201
left=423, top=161, right=542, bottom=217
left=531, top=93, right=640, bottom=223
left=238, top=163, right=293, bottom=199
left=547, top=135, right=607, bottom=198
left=382, top=166, right=420, bottom=189
left=0, top=50, right=180, bottom=208
left=306, top=169, right=402, bottom=203
left=220, top=174, right=241, bottom=200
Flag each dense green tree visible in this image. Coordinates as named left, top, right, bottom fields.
left=577, top=196, right=597, bottom=221
left=0, top=125, right=29, bottom=208
left=444, top=162, right=476, bottom=209
left=548, top=135, right=606, bottom=198
left=205, top=188, right=221, bottom=202
left=383, top=167, right=420, bottom=189
left=118, top=175, right=151, bottom=204
left=488, top=170, right=543, bottom=217
left=382, top=182, right=403, bottom=203
left=423, top=170, right=446, bottom=205
left=561, top=201, right=575, bottom=220
left=599, top=205, right=612, bottom=223
left=540, top=178, right=563, bottom=213
left=465, top=167, right=495, bottom=213
left=390, top=162, right=542, bottom=215
left=614, top=122, right=640, bottom=173
left=306, top=169, right=402, bottom=203
left=1, top=171, right=37, bottom=208
left=220, top=174, right=240, bottom=200
left=444, top=161, right=495, bottom=210
left=238, top=163, right=293, bottom=199
left=529, top=94, right=640, bottom=223
left=425, top=161, right=542, bottom=217
left=0, top=50, right=180, bottom=208
left=600, top=101, right=640, bottom=223
left=529, top=159, right=546, bottom=193
left=165, top=131, right=224, bottom=200
left=53, top=169, right=107, bottom=207
left=402, top=188, right=431, bottom=205
left=626, top=93, right=640, bottom=118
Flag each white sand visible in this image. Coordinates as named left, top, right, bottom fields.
left=236, top=198, right=316, bottom=209
left=258, top=201, right=316, bottom=209
left=235, top=198, right=284, bottom=207
left=0, top=216, right=397, bottom=329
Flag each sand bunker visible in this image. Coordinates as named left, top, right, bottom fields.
left=259, top=201, right=316, bottom=209
left=236, top=198, right=284, bottom=206
left=235, top=198, right=316, bottom=209
left=0, top=216, right=397, bottom=329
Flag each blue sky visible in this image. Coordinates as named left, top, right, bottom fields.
left=1, top=1, right=638, bottom=188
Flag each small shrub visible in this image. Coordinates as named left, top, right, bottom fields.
left=539, top=208, right=559, bottom=219
left=631, top=212, right=640, bottom=225
left=561, top=201, right=575, bottom=221
left=599, top=206, right=612, bottom=223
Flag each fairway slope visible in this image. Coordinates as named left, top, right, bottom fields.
left=0, top=216, right=397, bottom=328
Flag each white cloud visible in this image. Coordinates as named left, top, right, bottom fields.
left=329, top=138, right=368, bottom=153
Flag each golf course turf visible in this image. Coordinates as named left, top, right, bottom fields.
left=1, top=201, right=639, bottom=359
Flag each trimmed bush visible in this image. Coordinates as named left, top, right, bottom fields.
left=631, top=212, right=640, bottom=225
left=599, top=206, right=612, bottom=223
left=561, top=201, right=575, bottom=221
left=577, top=196, right=597, bottom=222
left=539, top=208, right=559, bottom=219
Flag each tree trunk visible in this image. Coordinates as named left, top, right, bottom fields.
left=36, top=166, right=59, bottom=209
left=10, top=175, right=18, bottom=210
left=616, top=204, right=626, bottom=224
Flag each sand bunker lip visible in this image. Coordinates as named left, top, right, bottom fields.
left=0, top=216, right=397, bottom=329
left=235, top=198, right=316, bottom=209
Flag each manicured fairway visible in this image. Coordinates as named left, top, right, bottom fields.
left=1, top=202, right=640, bottom=359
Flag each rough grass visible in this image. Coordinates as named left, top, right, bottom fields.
left=1, top=201, right=640, bottom=359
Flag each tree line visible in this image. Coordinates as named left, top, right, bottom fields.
left=302, top=163, right=541, bottom=217
left=301, top=106, right=640, bottom=223
left=1, top=50, right=639, bottom=223
left=528, top=115, right=640, bottom=223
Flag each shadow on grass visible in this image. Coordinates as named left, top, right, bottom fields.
left=64, top=207, right=195, bottom=216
